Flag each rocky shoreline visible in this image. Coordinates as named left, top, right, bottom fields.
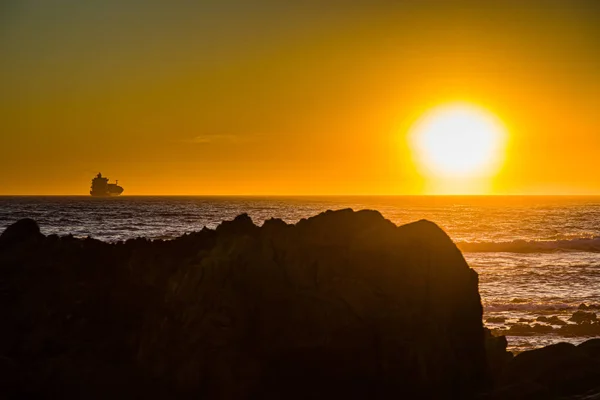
left=1, top=210, right=599, bottom=399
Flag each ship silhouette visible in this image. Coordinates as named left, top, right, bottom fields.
left=90, top=173, right=124, bottom=196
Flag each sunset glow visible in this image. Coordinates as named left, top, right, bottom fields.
left=2, top=3, right=600, bottom=398
left=1, top=2, right=598, bottom=195
left=410, top=104, right=507, bottom=180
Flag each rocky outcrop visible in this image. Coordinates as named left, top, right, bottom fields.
left=570, top=311, right=598, bottom=324
left=0, top=210, right=487, bottom=399
left=0, top=217, right=43, bottom=247
left=484, top=328, right=513, bottom=380
left=483, top=339, right=600, bottom=400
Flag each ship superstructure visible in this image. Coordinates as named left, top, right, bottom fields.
left=90, top=173, right=124, bottom=196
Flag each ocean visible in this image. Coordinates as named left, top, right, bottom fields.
left=1, top=195, right=599, bottom=352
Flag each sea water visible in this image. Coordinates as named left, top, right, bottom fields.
left=2, top=195, right=599, bottom=352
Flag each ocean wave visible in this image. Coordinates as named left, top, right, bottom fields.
left=484, top=303, right=583, bottom=312
left=484, top=300, right=600, bottom=312
left=457, top=237, right=600, bottom=253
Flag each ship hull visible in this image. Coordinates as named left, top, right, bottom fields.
left=90, top=191, right=123, bottom=197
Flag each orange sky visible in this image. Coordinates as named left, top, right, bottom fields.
left=1, top=1, right=598, bottom=195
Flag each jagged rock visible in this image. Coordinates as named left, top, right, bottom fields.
left=570, top=311, right=598, bottom=324
left=214, top=212, right=257, bottom=236
left=0, top=209, right=487, bottom=399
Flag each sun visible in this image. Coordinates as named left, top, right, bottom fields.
left=409, top=103, right=507, bottom=180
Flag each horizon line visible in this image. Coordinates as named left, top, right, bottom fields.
left=2, top=194, right=600, bottom=197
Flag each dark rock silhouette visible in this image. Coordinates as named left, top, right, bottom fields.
left=489, top=340, right=600, bottom=399
left=536, top=316, right=567, bottom=326
left=0, top=210, right=487, bottom=399
left=0, top=218, right=42, bottom=247
left=507, top=323, right=554, bottom=335
left=578, top=303, right=600, bottom=310
left=569, top=311, right=598, bottom=323
left=484, top=328, right=513, bottom=381
left=558, top=321, right=600, bottom=336
left=1, top=210, right=599, bottom=399
left=578, top=339, right=600, bottom=359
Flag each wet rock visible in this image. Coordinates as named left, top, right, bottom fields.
left=532, top=324, right=554, bottom=333
left=506, top=323, right=531, bottom=335
left=559, top=322, right=600, bottom=336
left=570, top=311, right=598, bottom=324
left=536, top=316, right=567, bottom=326
left=0, top=210, right=488, bottom=399
left=506, top=323, right=554, bottom=336
left=577, top=303, right=600, bottom=311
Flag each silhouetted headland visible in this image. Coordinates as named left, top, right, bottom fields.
left=1, top=210, right=599, bottom=399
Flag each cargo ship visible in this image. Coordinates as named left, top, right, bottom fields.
left=90, top=173, right=124, bottom=196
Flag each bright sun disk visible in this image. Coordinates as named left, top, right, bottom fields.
left=409, top=103, right=507, bottom=179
